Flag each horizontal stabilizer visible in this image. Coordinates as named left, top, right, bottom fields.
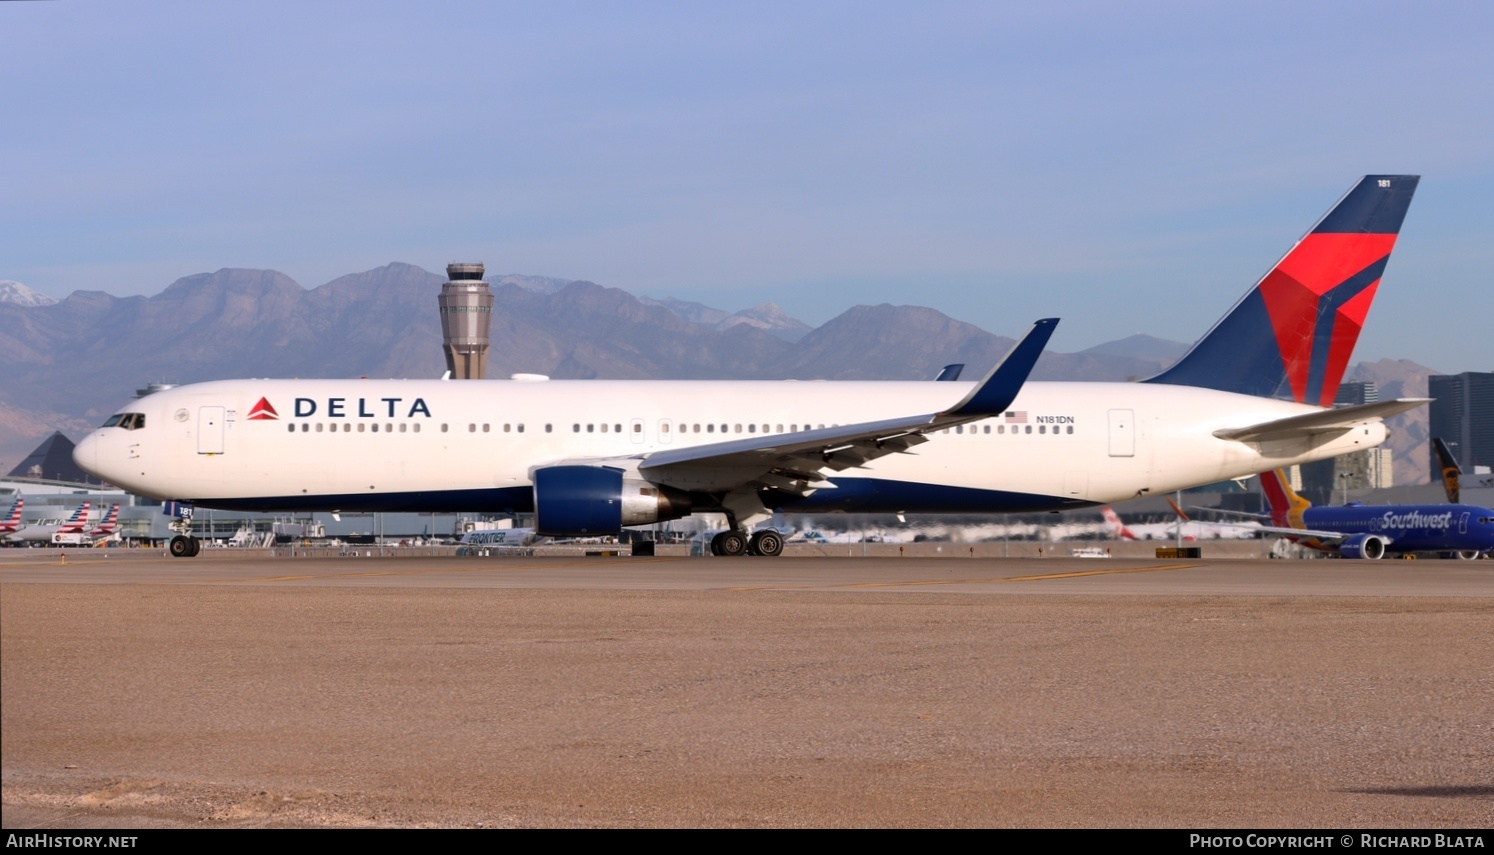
left=1213, top=398, right=1429, bottom=443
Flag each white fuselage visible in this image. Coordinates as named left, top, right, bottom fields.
left=73, top=377, right=1386, bottom=518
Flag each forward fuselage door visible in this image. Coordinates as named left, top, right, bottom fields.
left=198, top=406, right=226, bottom=454
left=1107, top=409, right=1135, bottom=458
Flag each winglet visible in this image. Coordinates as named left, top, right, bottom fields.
left=943, top=318, right=1058, bottom=418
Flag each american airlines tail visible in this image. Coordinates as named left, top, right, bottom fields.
left=0, top=497, right=22, bottom=532
left=1146, top=175, right=1419, bottom=405
left=57, top=502, right=92, bottom=533
left=1258, top=469, right=1313, bottom=529
left=90, top=504, right=121, bottom=537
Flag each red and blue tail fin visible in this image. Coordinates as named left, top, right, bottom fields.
left=1, top=497, right=21, bottom=530
left=57, top=502, right=91, bottom=533
left=1146, top=175, right=1418, bottom=404
left=91, top=503, right=121, bottom=536
left=1259, top=469, right=1312, bottom=528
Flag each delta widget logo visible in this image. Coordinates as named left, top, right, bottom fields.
left=247, top=398, right=279, bottom=420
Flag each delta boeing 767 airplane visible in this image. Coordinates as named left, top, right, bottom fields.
left=75, top=176, right=1425, bottom=558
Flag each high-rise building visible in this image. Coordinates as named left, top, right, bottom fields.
left=1428, top=371, right=1494, bottom=479
left=438, top=263, right=493, bottom=380
left=1334, top=381, right=1380, bottom=406
left=1364, top=447, right=1394, bottom=489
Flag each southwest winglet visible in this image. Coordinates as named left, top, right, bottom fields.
left=943, top=318, right=1058, bottom=418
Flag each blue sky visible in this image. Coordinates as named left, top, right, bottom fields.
left=4, top=1, right=1491, bottom=370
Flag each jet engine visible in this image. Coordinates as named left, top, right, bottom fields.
left=532, top=465, right=692, bottom=536
left=1339, top=533, right=1389, bottom=560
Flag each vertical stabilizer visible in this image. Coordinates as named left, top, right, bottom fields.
left=0, top=497, right=22, bottom=533
left=1259, top=469, right=1312, bottom=528
left=58, top=502, right=92, bottom=533
left=1432, top=437, right=1462, bottom=504
left=1100, top=506, right=1139, bottom=540
left=90, top=503, right=121, bottom=536
left=1146, top=175, right=1419, bottom=404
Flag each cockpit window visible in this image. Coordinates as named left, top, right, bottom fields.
left=104, top=413, right=146, bottom=430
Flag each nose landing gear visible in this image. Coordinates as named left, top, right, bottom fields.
left=167, top=503, right=201, bottom=558
left=168, top=534, right=201, bottom=558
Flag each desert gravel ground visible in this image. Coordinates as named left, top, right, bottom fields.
left=3, top=560, right=1493, bottom=828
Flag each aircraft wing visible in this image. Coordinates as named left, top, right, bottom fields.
left=1194, top=506, right=1270, bottom=521
left=1248, top=524, right=1351, bottom=542
left=1189, top=515, right=1340, bottom=541
left=1213, top=398, right=1429, bottom=443
left=545, top=319, right=1058, bottom=495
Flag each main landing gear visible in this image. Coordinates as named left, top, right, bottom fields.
left=167, top=503, right=200, bottom=558
left=709, top=529, right=784, bottom=557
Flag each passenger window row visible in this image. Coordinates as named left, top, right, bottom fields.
left=276, top=419, right=1075, bottom=438
left=286, top=423, right=422, bottom=433
left=941, top=424, right=1076, bottom=435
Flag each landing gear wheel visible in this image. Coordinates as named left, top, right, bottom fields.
left=748, top=530, right=784, bottom=557
left=187, top=536, right=201, bottom=557
left=169, top=535, right=193, bottom=558
left=712, top=531, right=748, bottom=557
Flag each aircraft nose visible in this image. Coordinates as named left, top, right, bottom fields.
left=73, top=432, right=100, bottom=480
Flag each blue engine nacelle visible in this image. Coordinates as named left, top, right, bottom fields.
left=532, top=466, right=692, bottom=536
left=1339, top=533, right=1389, bottom=560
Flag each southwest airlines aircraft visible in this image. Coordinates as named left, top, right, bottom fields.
left=75, top=176, right=1424, bottom=559
left=1256, top=469, right=1494, bottom=559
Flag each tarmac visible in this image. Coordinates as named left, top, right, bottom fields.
left=2, top=546, right=1491, bottom=828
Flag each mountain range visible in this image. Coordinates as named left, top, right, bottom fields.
left=1, top=263, right=1438, bottom=486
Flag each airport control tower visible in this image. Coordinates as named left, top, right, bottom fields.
left=438, top=262, right=493, bottom=380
